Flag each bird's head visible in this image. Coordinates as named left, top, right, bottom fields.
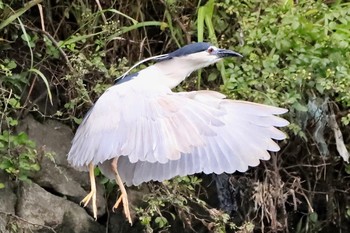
left=156, top=42, right=242, bottom=70
left=117, top=42, right=242, bottom=88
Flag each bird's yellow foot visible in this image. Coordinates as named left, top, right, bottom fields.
left=112, top=158, right=132, bottom=225
left=81, top=162, right=97, bottom=220
left=112, top=193, right=131, bottom=224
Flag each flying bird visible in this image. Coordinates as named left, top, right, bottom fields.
left=68, top=42, right=289, bottom=224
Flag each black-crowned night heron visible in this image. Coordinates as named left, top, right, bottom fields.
left=68, top=42, right=289, bottom=224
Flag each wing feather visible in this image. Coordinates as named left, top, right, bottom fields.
left=102, top=91, right=289, bottom=186
left=69, top=84, right=289, bottom=185
left=68, top=84, right=220, bottom=166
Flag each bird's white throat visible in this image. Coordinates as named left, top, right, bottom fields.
left=136, top=51, right=220, bottom=89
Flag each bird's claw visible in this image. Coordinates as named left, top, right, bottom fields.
left=113, top=193, right=132, bottom=225
left=80, top=190, right=93, bottom=206
left=81, top=190, right=97, bottom=220
left=81, top=163, right=98, bottom=220
left=112, top=195, right=123, bottom=210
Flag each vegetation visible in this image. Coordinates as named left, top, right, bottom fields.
left=1, top=0, right=349, bottom=232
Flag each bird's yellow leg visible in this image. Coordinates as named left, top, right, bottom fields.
left=80, top=162, right=97, bottom=220
left=111, top=157, right=132, bottom=225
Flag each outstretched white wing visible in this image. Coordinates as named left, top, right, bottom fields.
left=69, top=82, right=261, bottom=167
left=87, top=88, right=289, bottom=186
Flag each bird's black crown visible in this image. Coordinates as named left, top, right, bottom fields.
left=156, top=42, right=211, bottom=62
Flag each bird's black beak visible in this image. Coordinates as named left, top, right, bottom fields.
left=216, top=49, right=243, bottom=58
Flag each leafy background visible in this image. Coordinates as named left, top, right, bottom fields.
left=0, top=0, right=350, bottom=232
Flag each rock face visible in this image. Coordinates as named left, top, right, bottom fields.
left=0, top=115, right=146, bottom=232
left=16, top=181, right=104, bottom=233
left=0, top=116, right=107, bottom=232
left=0, top=171, right=17, bottom=233
left=18, top=115, right=106, bottom=215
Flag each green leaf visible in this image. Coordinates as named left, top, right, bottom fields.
left=16, top=132, right=29, bottom=144
left=73, top=117, right=83, bottom=125
left=105, top=9, right=138, bottom=24
left=309, top=212, right=318, bottom=223
left=59, top=31, right=104, bottom=48
left=283, top=0, right=294, bottom=9
left=155, top=216, right=168, bottom=228
left=140, top=216, right=151, bottom=225
left=197, top=6, right=205, bottom=43
left=28, top=68, right=53, bottom=105
left=94, top=167, right=101, bottom=176
left=107, top=21, right=167, bottom=42
left=0, top=159, right=13, bottom=170
left=208, top=72, right=218, bottom=81
left=18, top=174, right=31, bottom=182
left=8, top=118, right=18, bottom=126
left=293, top=102, right=308, bottom=112
left=0, top=183, right=5, bottom=189
left=7, top=60, right=17, bottom=69
left=99, top=177, right=109, bottom=185
left=21, top=33, right=31, bottom=42
left=345, top=164, right=350, bottom=175
left=30, top=163, right=40, bottom=171
left=169, top=212, right=176, bottom=220
left=295, top=216, right=304, bottom=233
left=8, top=98, right=21, bottom=108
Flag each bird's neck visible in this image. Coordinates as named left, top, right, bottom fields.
left=137, top=58, right=204, bottom=89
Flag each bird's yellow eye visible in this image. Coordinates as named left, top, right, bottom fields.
left=207, top=47, right=214, bottom=53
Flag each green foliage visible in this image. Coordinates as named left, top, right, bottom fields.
left=136, top=176, right=238, bottom=232
left=55, top=6, right=169, bottom=120
left=196, top=0, right=231, bottom=89
left=0, top=59, right=26, bottom=130
left=0, top=49, right=46, bottom=184
left=0, top=131, right=40, bottom=181
left=212, top=1, right=350, bottom=231
left=218, top=0, right=350, bottom=112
